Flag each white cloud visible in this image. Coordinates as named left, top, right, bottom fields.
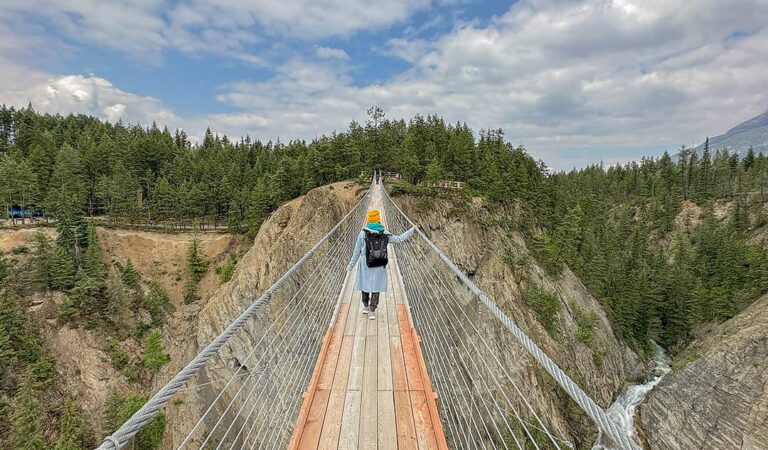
left=0, top=0, right=429, bottom=62
left=4, top=74, right=180, bottom=126
left=207, top=0, right=768, bottom=168
left=2, top=0, right=768, bottom=170
left=316, top=46, right=350, bottom=60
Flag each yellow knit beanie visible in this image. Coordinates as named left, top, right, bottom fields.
left=367, top=209, right=380, bottom=223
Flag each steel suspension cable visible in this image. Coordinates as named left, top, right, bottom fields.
left=192, top=217, right=358, bottom=449
left=97, top=186, right=370, bottom=450
left=381, top=186, right=638, bottom=450
left=178, top=211, right=359, bottom=449
left=393, top=229, right=533, bottom=449
left=395, top=233, right=565, bottom=449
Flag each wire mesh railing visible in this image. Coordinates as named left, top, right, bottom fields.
left=381, top=185, right=639, bottom=450
left=97, top=185, right=370, bottom=450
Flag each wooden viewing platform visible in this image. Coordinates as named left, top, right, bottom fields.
left=289, top=189, right=448, bottom=450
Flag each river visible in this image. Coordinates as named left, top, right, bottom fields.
left=592, top=341, right=671, bottom=449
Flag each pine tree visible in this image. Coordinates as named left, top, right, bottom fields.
left=9, top=370, right=48, bottom=450
left=186, top=238, right=208, bottom=283
left=0, top=257, right=7, bottom=285
left=106, top=267, right=133, bottom=339
left=269, top=165, right=292, bottom=205
left=31, top=232, right=52, bottom=288
left=122, top=259, right=139, bottom=289
left=743, top=147, right=755, bottom=171
left=143, top=331, right=169, bottom=374
left=108, top=162, right=139, bottom=222
left=55, top=397, right=83, bottom=450
left=142, top=282, right=170, bottom=326
left=61, top=268, right=100, bottom=321
left=150, top=177, right=175, bottom=221
left=246, top=178, right=270, bottom=232
left=49, top=245, right=75, bottom=290
left=83, top=223, right=104, bottom=282
left=424, top=158, right=444, bottom=184
left=47, top=146, right=86, bottom=258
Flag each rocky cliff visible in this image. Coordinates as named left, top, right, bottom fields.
left=392, top=192, right=643, bottom=447
left=163, top=181, right=365, bottom=447
left=0, top=226, right=240, bottom=440
left=639, top=294, right=768, bottom=450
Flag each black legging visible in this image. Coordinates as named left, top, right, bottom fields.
left=362, top=291, right=380, bottom=311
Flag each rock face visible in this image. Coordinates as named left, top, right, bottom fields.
left=392, top=194, right=642, bottom=447
left=163, top=182, right=365, bottom=447
left=639, top=294, right=768, bottom=450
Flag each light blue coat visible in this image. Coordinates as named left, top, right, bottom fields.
left=346, top=226, right=415, bottom=293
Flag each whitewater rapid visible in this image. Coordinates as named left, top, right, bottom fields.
left=592, top=341, right=671, bottom=449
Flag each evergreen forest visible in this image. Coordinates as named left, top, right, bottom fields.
left=1, top=104, right=768, bottom=448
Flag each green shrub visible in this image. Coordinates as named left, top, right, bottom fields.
left=183, top=280, right=199, bottom=304
left=525, top=288, right=561, bottom=337
left=572, top=302, right=598, bottom=345
left=142, top=282, right=171, bottom=326
left=592, top=351, right=603, bottom=368
left=103, top=338, right=129, bottom=369
left=0, top=258, right=7, bottom=283
left=135, top=322, right=152, bottom=338
left=527, top=233, right=562, bottom=274
left=11, top=246, right=29, bottom=255
left=215, top=255, right=237, bottom=284
left=142, top=331, right=169, bottom=374
left=103, top=390, right=165, bottom=450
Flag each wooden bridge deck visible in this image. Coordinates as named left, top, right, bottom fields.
left=289, top=189, right=447, bottom=450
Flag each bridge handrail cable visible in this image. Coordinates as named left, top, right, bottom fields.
left=97, top=184, right=371, bottom=450
left=381, top=186, right=639, bottom=450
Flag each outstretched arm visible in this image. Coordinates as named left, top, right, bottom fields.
left=347, top=231, right=364, bottom=271
left=389, top=226, right=415, bottom=244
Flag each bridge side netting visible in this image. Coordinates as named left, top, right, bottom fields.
left=97, top=185, right=369, bottom=450
left=381, top=186, right=638, bottom=450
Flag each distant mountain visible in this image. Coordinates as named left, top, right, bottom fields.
left=698, top=109, right=768, bottom=155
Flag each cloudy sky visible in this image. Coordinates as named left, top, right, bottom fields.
left=1, top=0, right=767, bottom=169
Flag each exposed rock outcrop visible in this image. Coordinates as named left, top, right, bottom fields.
left=163, top=181, right=365, bottom=447
left=393, top=193, right=642, bottom=446
left=639, top=294, right=768, bottom=450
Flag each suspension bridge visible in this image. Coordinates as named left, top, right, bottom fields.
left=97, top=178, right=640, bottom=450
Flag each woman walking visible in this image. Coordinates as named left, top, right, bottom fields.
left=346, top=208, right=415, bottom=320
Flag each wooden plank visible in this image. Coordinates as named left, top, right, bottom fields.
left=338, top=391, right=361, bottom=450
left=377, top=295, right=393, bottom=392
left=288, top=330, right=333, bottom=449
left=392, top=255, right=407, bottom=307
left=360, top=336, right=378, bottom=450
left=410, top=391, right=439, bottom=450
left=390, top=336, right=408, bottom=392
left=341, top=271, right=354, bottom=304
left=318, top=303, right=349, bottom=390
left=345, top=295, right=362, bottom=335
left=386, top=264, right=401, bottom=337
left=411, top=330, right=449, bottom=450
left=332, top=337, right=354, bottom=391
left=296, top=389, right=331, bottom=450
left=347, top=321, right=366, bottom=391
left=367, top=309, right=378, bottom=336
left=377, top=391, right=397, bottom=450
left=318, top=389, right=347, bottom=448
left=397, top=306, right=423, bottom=391
left=394, top=390, right=418, bottom=450
left=344, top=273, right=361, bottom=336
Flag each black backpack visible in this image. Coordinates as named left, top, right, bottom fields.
left=364, top=230, right=390, bottom=267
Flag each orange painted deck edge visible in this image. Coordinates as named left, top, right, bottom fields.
left=287, top=329, right=333, bottom=450
left=411, top=329, right=449, bottom=450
